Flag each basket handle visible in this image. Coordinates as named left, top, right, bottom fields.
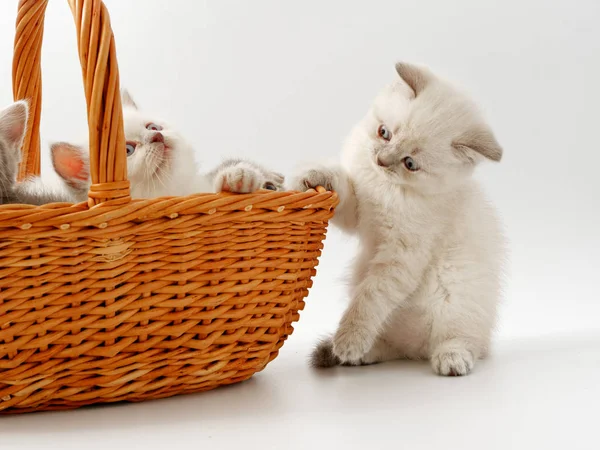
left=13, top=0, right=130, bottom=207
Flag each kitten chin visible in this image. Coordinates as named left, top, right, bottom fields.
left=293, top=62, right=506, bottom=376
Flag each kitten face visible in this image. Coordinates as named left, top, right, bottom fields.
left=123, top=107, right=196, bottom=196
left=344, top=63, right=502, bottom=195
left=121, top=91, right=198, bottom=197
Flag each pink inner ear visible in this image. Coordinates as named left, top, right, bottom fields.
left=7, top=120, right=26, bottom=144
left=0, top=104, right=27, bottom=146
left=53, top=144, right=88, bottom=182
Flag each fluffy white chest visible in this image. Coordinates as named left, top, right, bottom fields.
left=352, top=175, right=445, bottom=251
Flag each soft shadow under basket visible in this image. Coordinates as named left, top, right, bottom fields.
left=0, top=0, right=337, bottom=413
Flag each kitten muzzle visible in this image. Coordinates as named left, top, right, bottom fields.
left=150, top=132, right=164, bottom=144
left=375, top=151, right=397, bottom=169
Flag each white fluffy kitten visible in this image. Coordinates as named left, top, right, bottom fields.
left=291, top=62, right=505, bottom=376
left=53, top=90, right=284, bottom=201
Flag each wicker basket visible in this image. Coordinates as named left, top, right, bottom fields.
left=0, top=0, right=337, bottom=413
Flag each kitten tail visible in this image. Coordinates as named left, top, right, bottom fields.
left=310, top=337, right=340, bottom=368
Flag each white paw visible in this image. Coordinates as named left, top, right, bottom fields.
left=290, top=166, right=337, bottom=192
left=431, top=345, right=474, bottom=376
left=214, top=166, right=265, bottom=193
left=332, top=322, right=375, bottom=365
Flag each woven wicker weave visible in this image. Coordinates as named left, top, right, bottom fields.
left=0, top=0, right=337, bottom=413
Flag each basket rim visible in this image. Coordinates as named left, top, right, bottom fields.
left=0, top=188, right=339, bottom=230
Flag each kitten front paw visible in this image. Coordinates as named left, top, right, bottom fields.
left=214, top=165, right=265, bottom=194
left=290, top=166, right=337, bottom=192
left=332, top=322, right=376, bottom=365
left=431, top=342, right=475, bottom=376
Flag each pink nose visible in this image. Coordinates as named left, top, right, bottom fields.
left=150, top=132, right=164, bottom=144
left=377, top=156, right=390, bottom=167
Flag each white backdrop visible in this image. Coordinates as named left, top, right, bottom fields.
left=0, top=1, right=599, bottom=448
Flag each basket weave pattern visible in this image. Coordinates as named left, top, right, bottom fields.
left=0, top=0, right=337, bottom=413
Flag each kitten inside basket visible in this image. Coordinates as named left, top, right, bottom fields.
left=51, top=90, right=285, bottom=202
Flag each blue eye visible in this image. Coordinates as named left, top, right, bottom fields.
left=126, top=142, right=137, bottom=156
left=402, top=156, right=419, bottom=171
left=378, top=124, right=391, bottom=141
left=264, top=182, right=277, bottom=191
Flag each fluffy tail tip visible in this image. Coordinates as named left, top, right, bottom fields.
left=310, top=337, right=340, bottom=368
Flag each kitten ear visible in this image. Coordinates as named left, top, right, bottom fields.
left=452, top=123, right=503, bottom=163
left=51, top=142, right=90, bottom=189
left=121, top=89, right=138, bottom=110
left=0, top=100, right=29, bottom=151
left=395, top=62, right=431, bottom=96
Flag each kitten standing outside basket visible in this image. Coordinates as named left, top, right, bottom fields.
left=292, top=62, right=506, bottom=376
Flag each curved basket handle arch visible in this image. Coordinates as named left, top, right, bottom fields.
left=13, top=0, right=130, bottom=207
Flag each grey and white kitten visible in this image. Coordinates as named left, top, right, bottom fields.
left=53, top=90, right=285, bottom=201
left=0, top=101, right=72, bottom=205
left=291, top=62, right=505, bottom=376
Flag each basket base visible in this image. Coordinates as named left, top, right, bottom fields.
left=1, top=372, right=257, bottom=414
left=1, top=324, right=291, bottom=414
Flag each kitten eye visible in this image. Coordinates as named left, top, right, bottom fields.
left=146, top=123, right=163, bottom=131
left=402, top=156, right=419, bottom=172
left=264, top=182, right=277, bottom=191
left=126, top=141, right=137, bottom=156
left=377, top=125, right=391, bottom=141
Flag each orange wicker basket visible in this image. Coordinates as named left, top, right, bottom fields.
left=0, top=0, right=337, bottom=413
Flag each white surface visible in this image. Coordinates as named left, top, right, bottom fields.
left=0, top=0, right=599, bottom=448
left=1, top=331, right=600, bottom=449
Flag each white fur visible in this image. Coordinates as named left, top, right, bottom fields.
left=291, top=63, right=506, bottom=376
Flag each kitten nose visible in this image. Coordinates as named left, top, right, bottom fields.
left=377, top=156, right=390, bottom=168
left=150, top=132, right=164, bottom=144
